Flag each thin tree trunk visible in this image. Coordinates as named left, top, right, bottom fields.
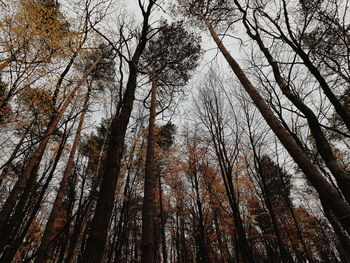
left=258, top=0, right=350, bottom=131
left=202, top=17, right=350, bottom=234
left=0, top=126, right=70, bottom=262
left=0, top=57, right=100, bottom=240
left=158, top=174, right=168, bottom=263
left=321, top=199, right=350, bottom=261
left=190, top=164, right=209, bottom=263
left=210, top=138, right=254, bottom=262
left=0, top=125, right=30, bottom=186
left=65, top=133, right=106, bottom=263
left=243, top=18, right=350, bottom=205
left=141, top=72, right=158, bottom=263
left=0, top=56, right=14, bottom=73
left=34, top=85, right=91, bottom=263
left=249, top=135, right=293, bottom=262
left=80, top=4, right=154, bottom=261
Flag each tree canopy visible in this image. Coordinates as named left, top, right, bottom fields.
left=0, top=0, right=350, bottom=262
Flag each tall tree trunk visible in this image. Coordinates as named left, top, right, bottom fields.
left=249, top=135, right=293, bottom=262
left=201, top=16, right=350, bottom=234
left=240, top=14, right=350, bottom=205
left=80, top=3, right=154, bottom=260
left=141, top=72, right=158, bottom=263
left=321, top=199, right=350, bottom=260
left=0, top=57, right=100, bottom=240
left=210, top=137, right=254, bottom=262
left=190, top=164, right=209, bottom=263
left=0, top=126, right=70, bottom=262
left=80, top=62, right=136, bottom=262
left=158, top=174, right=168, bottom=263
left=259, top=181, right=292, bottom=262
left=34, top=85, right=91, bottom=263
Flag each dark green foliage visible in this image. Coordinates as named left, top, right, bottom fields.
left=141, top=20, right=201, bottom=88
left=156, top=122, right=176, bottom=150
left=176, top=0, right=235, bottom=27
left=259, top=155, right=292, bottom=203
left=80, top=118, right=109, bottom=158
left=76, top=43, right=116, bottom=85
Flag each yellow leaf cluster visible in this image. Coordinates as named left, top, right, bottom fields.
left=18, top=86, right=54, bottom=118
left=2, top=0, right=73, bottom=61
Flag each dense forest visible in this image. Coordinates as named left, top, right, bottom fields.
left=0, top=0, right=350, bottom=262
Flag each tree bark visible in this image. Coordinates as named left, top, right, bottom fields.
left=188, top=154, right=209, bottom=263
left=242, top=18, right=350, bottom=205
left=202, top=17, right=350, bottom=234
left=0, top=57, right=100, bottom=246
left=34, top=85, right=91, bottom=263
left=0, top=126, right=70, bottom=262
left=80, top=3, right=154, bottom=261
left=257, top=0, right=350, bottom=132
left=141, top=72, right=158, bottom=263
left=158, top=174, right=168, bottom=263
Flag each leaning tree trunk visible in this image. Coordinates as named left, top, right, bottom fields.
left=0, top=57, right=100, bottom=246
left=34, top=85, right=92, bottom=263
left=141, top=72, right=158, bottom=263
left=0, top=126, right=70, bottom=263
left=242, top=18, right=350, bottom=206
left=201, top=17, right=350, bottom=234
